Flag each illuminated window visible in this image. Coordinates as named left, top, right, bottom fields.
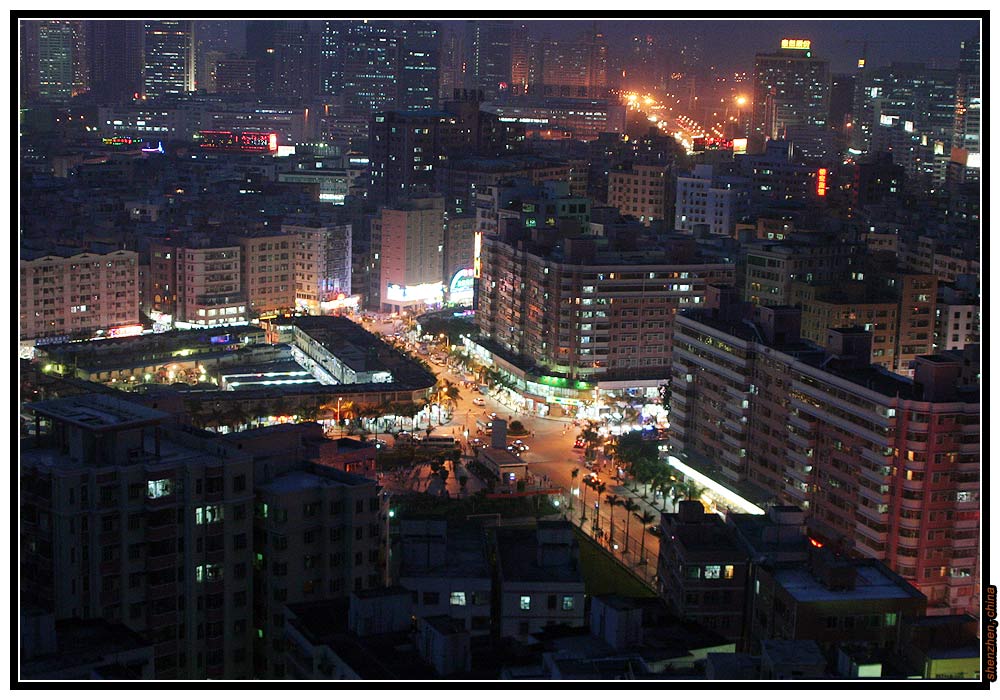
left=724, top=565, right=735, bottom=579
left=450, top=592, right=467, bottom=606
left=562, top=596, right=575, bottom=611
left=520, top=596, right=531, bottom=610
left=704, top=565, right=721, bottom=579
left=146, top=479, right=173, bottom=499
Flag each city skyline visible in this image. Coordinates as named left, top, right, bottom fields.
left=16, top=13, right=984, bottom=685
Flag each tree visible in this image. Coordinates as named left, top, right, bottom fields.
left=458, top=474, right=469, bottom=492
left=621, top=500, right=640, bottom=552
left=672, top=481, right=705, bottom=507
left=577, top=420, right=602, bottom=460
left=604, top=494, right=622, bottom=545
left=593, top=482, right=607, bottom=534
left=634, top=511, right=657, bottom=564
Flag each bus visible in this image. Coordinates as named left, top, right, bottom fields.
left=418, top=435, right=458, bottom=449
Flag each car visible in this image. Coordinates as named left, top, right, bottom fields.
left=472, top=397, right=486, bottom=406
left=573, top=439, right=585, bottom=449
left=512, top=440, right=529, bottom=451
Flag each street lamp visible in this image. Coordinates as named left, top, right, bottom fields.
left=337, top=397, right=343, bottom=437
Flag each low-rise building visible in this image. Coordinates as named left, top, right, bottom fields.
left=396, top=520, right=493, bottom=636
left=495, top=521, right=586, bottom=641
left=657, top=501, right=749, bottom=641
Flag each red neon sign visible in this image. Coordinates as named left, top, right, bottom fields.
left=816, top=168, right=828, bottom=197
left=808, top=537, right=824, bottom=548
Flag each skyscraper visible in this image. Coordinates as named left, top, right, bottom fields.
left=246, top=20, right=279, bottom=99
left=398, top=21, right=441, bottom=111
left=341, top=21, right=399, bottom=116
left=143, top=20, right=195, bottom=99
left=466, top=21, right=512, bottom=100
left=752, top=39, right=831, bottom=157
left=88, top=20, right=145, bottom=102
left=851, top=62, right=956, bottom=186
left=951, top=38, right=980, bottom=183
left=36, top=21, right=74, bottom=102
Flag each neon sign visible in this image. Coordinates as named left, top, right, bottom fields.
left=109, top=324, right=144, bottom=338
left=473, top=232, right=483, bottom=279
left=780, top=39, right=812, bottom=50
left=816, top=168, right=827, bottom=197
left=198, top=130, right=279, bottom=153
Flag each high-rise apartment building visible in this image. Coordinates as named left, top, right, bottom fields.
left=22, top=395, right=257, bottom=679
left=237, top=232, right=298, bottom=319
left=668, top=306, right=980, bottom=616
left=283, top=219, right=353, bottom=315
left=607, top=162, right=676, bottom=228
left=149, top=238, right=246, bottom=328
left=521, top=30, right=609, bottom=98
left=376, top=197, right=445, bottom=313
left=791, top=272, right=938, bottom=376
left=476, top=220, right=735, bottom=389
left=20, top=248, right=140, bottom=342
left=674, top=164, right=750, bottom=236
left=751, top=40, right=830, bottom=158
left=143, top=20, right=195, bottom=99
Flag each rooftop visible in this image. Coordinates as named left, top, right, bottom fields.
left=286, top=599, right=437, bottom=680
left=26, top=394, right=168, bottom=432
left=495, top=525, right=583, bottom=584
left=399, top=521, right=491, bottom=580
left=774, top=561, right=922, bottom=603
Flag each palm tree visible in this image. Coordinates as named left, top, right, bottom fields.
left=621, top=500, right=640, bottom=552
left=673, top=481, right=706, bottom=507
left=634, top=511, right=657, bottom=564
left=605, top=494, right=622, bottom=545
left=569, top=468, right=580, bottom=514
left=593, top=482, right=607, bottom=535
left=579, top=477, right=591, bottom=525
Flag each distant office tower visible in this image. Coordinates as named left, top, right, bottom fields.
left=398, top=21, right=441, bottom=111
left=439, top=26, right=467, bottom=99
left=88, top=20, right=144, bottom=102
left=246, top=20, right=280, bottom=99
left=376, top=197, right=446, bottom=313
left=851, top=62, right=956, bottom=186
left=752, top=39, right=831, bottom=158
left=36, top=21, right=74, bottom=101
left=272, top=21, right=321, bottom=101
left=215, top=57, right=256, bottom=95
left=319, top=20, right=346, bottom=95
left=70, top=20, right=89, bottom=96
left=341, top=21, right=400, bottom=115
left=606, top=161, right=677, bottom=227
left=829, top=73, right=855, bottom=132
left=143, top=20, right=195, bottom=99
left=951, top=38, right=980, bottom=183
left=523, top=29, right=609, bottom=98
left=466, top=20, right=512, bottom=100
left=674, top=164, right=750, bottom=236
left=194, top=20, right=241, bottom=90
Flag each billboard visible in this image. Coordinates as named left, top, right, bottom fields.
left=198, top=130, right=278, bottom=153
left=816, top=168, right=827, bottom=197
left=473, top=232, right=483, bottom=278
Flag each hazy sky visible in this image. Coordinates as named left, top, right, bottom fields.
left=228, top=17, right=980, bottom=74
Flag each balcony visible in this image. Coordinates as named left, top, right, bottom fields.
left=154, top=640, right=178, bottom=658
left=148, top=612, right=177, bottom=629
left=146, top=582, right=178, bottom=600
left=147, top=554, right=176, bottom=571
left=99, top=590, right=121, bottom=606
left=146, top=523, right=178, bottom=542
left=100, top=560, right=120, bottom=575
